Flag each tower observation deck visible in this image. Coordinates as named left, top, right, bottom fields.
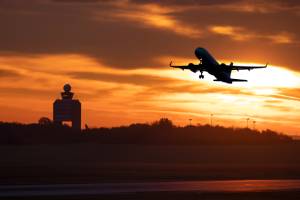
left=53, top=84, right=81, bottom=131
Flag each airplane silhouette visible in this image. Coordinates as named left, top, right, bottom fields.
left=170, top=47, right=267, bottom=84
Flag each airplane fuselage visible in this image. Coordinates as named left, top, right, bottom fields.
left=194, top=48, right=234, bottom=83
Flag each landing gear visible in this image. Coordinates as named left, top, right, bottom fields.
left=199, top=71, right=204, bottom=79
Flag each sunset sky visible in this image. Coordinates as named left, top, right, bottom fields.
left=0, top=0, right=300, bottom=135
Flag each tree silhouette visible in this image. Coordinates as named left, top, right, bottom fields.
left=152, top=118, right=174, bottom=129
left=38, top=117, right=52, bottom=126
left=0, top=118, right=295, bottom=145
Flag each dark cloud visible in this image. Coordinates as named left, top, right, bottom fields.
left=130, top=0, right=300, bottom=8
left=52, top=0, right=105, bottom=3
left=0, top=69, right=20, bottom=78
left=68, top=71, right=178, bottom=86
left=129, top=0, right=240, bottom=6
left=0, top=87, right=56, bottom=98
left=133, top=82, right=253, bottom=101
left=0, top=0, right=299, bottom=72
left=146, top=84, right=244, bottom=94
left=76, top=87, right=120, bottom=100
left=272, top=0, right=300, bottom=7
left=0, top=0, right=194, bottom=69
left=0, top=86, right=115, bottom=100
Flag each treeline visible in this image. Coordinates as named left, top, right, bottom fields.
left=0, top=118, right=294, bottom=145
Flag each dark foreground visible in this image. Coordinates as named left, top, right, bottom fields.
left=1, top=144, right=300, bottom=184
left=4, top=191, right=300, bottom=200
left=1, top=144, right=300, bottom=199
left=2, top=180, right=300, bottom=197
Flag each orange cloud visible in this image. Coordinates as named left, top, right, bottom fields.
left=209, top=26, right=252, bottom=41
left=216, top=0, right=300, bottom=14
left=95, top=2, right=202, bottom=38
left=209, top=25, right=296, bottom=44
left=267, top=32, right=295, bottom=44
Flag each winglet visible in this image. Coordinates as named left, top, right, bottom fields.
left=265, top=62, right=268, bottom=67
left=169, top=61, right=173, bottom=67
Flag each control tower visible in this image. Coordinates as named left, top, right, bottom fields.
left=53, top=84, right=81, bottom=131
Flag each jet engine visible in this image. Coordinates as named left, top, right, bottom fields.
left=188, top=63, right=197, bottom=73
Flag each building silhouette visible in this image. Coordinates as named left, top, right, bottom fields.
left=53, top=84, right=81, bottom=131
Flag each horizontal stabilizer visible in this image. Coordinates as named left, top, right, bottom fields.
left=214, top=79, right=247, bottom=83
left=231, top=78, right=248, bottom=82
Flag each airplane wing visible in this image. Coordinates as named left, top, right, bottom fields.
left=169, top=61, right=205, bottom=73
left=169, top=61, right=190, bottom=70
left=230, top=63, right=268, bottom=71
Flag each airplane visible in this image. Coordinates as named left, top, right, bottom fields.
left=170, top=47, right=267, bottom=84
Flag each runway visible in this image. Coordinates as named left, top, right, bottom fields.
left=1, top=179, right=300, bottom=197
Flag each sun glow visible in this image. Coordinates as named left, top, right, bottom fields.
left=228, top=62, right=300, bottom=88
left=252, top=88, right=278, bottom=95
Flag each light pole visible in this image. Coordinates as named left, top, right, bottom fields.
left=210, top=114, right=213, bottom=126
left=189, top=118, right=192, bottom=126
left=253, top=120, right=256, bottom=130
left=246, top=118, right=250, bottom=128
